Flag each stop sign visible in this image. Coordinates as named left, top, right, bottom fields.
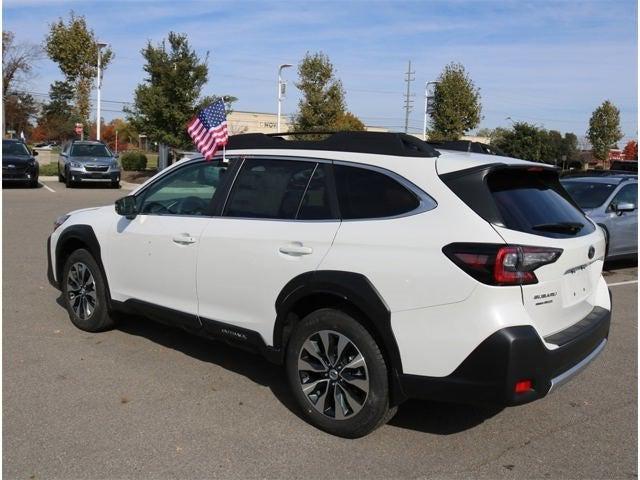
left=75, top=123, right=83, bottom=135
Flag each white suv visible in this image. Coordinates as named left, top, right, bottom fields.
left=47, top=132, right=611, bottom=438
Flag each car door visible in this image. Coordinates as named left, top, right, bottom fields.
left=107, top=160, right=232, bottom=328
left=197, top=157, right=341, bottom=344
left=606, top=183, right=638, bottom=256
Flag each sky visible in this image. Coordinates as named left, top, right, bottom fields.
left=3, top=0, right=638, bottom=144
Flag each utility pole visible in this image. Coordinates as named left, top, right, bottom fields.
left=403, top=60, right=415, bottom=134
left=96, top=42, right=107, bottom=141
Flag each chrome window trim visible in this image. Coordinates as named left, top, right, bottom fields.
left=219, top=154, right=437, bottom=222
left=137, top=153, right=438, bottom=222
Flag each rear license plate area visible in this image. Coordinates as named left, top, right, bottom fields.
left=562, top=267, right=592, bottom=307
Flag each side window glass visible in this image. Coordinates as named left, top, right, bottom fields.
left=297, top=163, right=338, bottom=220
left=334, top=165, right=420, bottom=219
left=138, top=161, right=228, bottom=216
left=224, top=159, right=316, bottom=219
left=610, top=184, right=637, bottom=209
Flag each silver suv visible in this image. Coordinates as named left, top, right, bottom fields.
left=561, top=173, right=637, bottom=260
left=58, top=140, right=121, bottom=188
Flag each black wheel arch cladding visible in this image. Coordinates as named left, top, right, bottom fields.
left=55, top=224, right=112, bottom=304
left=274, top=270, right=406, bottom=403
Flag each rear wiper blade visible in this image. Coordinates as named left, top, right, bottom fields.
left=532, top=222, right=584, bottom=234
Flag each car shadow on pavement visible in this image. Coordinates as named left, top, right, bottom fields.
left=388, top=399, right=503, bottom=434
left=55, top=295, right=504, bottom=435
left=111, top=312, right=304, bottom=420
left=2, top=182, right=42, bottom=189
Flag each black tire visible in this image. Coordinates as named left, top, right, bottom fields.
left=58, top=163, right=64, bottom=182
left=29, top=177, right=38, bottom=188
left=65, top=167, right=73, bottom=188
left=286, top=308, right=396, bottom=438
left=111, top=181, right=120, bottom=189
left=61, top=248, right=116, bottom=332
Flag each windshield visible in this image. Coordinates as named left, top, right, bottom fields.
left=70, top=144, right=112, bottom=157
left=3, top=141, right=30, bottom=156
left=561, top=181, right=618, bottom=209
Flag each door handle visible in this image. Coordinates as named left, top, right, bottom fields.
left=279, top=243, right=313, bottom=256
left=173, top=233, right=197, bottom=245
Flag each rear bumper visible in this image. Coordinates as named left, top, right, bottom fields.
left=399, top=298, right=611, bottom=406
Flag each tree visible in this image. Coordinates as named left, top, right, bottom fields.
left=4, top=92, right=39, bottom=137
left=494, top=123, right=580, bottom=166
left=428, top=62, right=482, bottom=141
left=35, top=80, right=80, bottom=142
left=561, top=132, right=579, bottom=163
left=587, top=100, right=623, bottom=165
left=494, top=122, right=547, bottom=162
left=2, top=31, right=42, bottom=98
left=622, top=140, right=638, bottom=160
left=291, top=52, right=364, bottom=137
left=334, top=111, right=365, bottom=131
left=125, top=32, right=213, bottom=148
left=45, top=12, right=113, bottom=127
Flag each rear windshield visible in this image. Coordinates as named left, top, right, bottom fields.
left=487, top=169, right=595, bottom=238
left=70, top=144, right=111, bottom=157
left=561, top=181, right=617, bottom=209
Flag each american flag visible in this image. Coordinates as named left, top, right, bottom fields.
left=187, top=99, right=229, bottom=160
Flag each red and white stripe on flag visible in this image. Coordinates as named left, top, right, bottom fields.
left=187, top=118, right=229, bottom=160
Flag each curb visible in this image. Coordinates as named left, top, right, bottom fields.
left=39, top=176, right=139, bottom=190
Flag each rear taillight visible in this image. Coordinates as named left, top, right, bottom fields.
left=443, top=243, right=562, bottom=286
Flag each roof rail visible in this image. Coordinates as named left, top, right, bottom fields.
left=226, top=131, right=440, bottom=158
left=426, top=140, right=505, bottom=157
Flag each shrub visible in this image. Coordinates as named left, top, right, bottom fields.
left=120, top=151, right=148, bottom=171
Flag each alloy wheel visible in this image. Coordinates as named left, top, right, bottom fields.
left=66, top=262, right=97, bottom=320
left=297, top=330, right=369, bottom=420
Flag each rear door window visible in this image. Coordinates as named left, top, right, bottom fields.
left=334, top=165, right=420, bottom=219
left=488, top=169, right=595, bottom=237
left=223, top=159, right=317, bottom=219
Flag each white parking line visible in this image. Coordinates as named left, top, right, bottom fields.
left=607, top=280, right=638, bottom=287
left=40, top=182, right=56, bottom=193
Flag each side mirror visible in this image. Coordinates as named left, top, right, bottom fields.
left=615, top=202, right=636, bottom=214
left=32, top=150, right=38, bottom=157
left=115, top=195, right=138, bottom=219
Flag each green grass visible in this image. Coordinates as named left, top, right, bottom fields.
left=145, top=153, right=158, bottom=170
left=39, top=163, right=59, bottom=176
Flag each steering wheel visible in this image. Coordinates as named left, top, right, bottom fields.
left=141, top=201, right=170, bottom=214
left=172, top=196, right=209, bottom=215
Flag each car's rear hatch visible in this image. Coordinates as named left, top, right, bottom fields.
left=440, top=162, right=606, bottom=338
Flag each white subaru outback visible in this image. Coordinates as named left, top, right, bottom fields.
left=47, top=132, right=611, bottom=438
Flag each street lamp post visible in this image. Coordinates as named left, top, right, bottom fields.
left=96, top=42, right=108, bottom=141
left=423, top=81, right=437, bottom=141
left=277, top=64, right=292, bottom=133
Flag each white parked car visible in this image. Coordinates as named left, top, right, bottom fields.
left=47, top=132, right=611, bottom=438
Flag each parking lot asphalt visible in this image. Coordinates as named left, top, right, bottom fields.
left=3, top=181, right=638, bottom=479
